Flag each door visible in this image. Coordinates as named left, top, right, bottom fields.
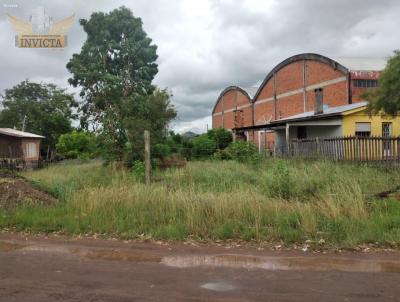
left=259, top=131, right=265, bottom=153
left=26, top=142, right=38, bottom=159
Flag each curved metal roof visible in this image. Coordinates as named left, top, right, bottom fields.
left=253, top=53, right=349, bottom=102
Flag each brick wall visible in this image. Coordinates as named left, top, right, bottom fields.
left=350, top=71, right=381, bottom=103
left=254, top=101, right=274, bottom=125
left=212, top=55, right=382, bottom=150
left=212, top=88, right=253, bottom=130
left=276, top=61, right=303, bottom=94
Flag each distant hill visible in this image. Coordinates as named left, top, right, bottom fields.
left=181, top=131, right=199, bottom=139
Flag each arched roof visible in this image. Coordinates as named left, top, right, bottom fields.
left=212, top=86, right=253, bottom=113
left=253, top=53, right=349, bottom=102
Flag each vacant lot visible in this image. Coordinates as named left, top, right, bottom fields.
left=1, top=160, right=400, bottom=248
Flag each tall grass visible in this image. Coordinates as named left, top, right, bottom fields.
left=1, top=159, right=400, bottom=247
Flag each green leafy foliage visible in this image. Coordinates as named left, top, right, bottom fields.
left=153, top=129, right=233, bottom=161
left=123, top=89, right=177, bottom=162
left=191, top=135, right=217, bottom=159
left=365, top=50, right=400, bottom=115
left=0, top=80, right=77, bottom=153
left=131, top=160, right=145, bottom=180
left=56, top=131, right=97, bottom=159
left=207, top=128, right=232, bottom=149
left=153, top=131, right=193, bottom=159
left=67, top=7, right=176, bottom=161
left=217, top=141, right=260, bottom=163
left=268, top=159, right=293, bottom=199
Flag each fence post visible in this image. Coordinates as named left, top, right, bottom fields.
left=144, top=130, right=151, bottom=185
left=285, top=124, right=290, bottom=156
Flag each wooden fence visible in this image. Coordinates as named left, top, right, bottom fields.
left=0, top=158, right=26, bottom=170
left=287, top=136, right=400, bottom=162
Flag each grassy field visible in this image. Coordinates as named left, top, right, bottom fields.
left=1, top=159, right=400, bottom=248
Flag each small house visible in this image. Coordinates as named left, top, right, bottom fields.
left=261, top=102, right=400, bottom=155
left=0, top=128, right=44, bottom=168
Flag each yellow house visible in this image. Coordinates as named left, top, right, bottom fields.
left=248, top=102, right=400, bottom=158
left=342, top=106, right=400, bottom=137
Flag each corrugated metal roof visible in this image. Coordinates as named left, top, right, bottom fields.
left=276, top=102, right=368, bottom=122
left=0, top=128, right=45, bottom=138
left=334, top=57, right=387, bottom=71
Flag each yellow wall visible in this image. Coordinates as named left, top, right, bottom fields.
left=342, top=109, right=400, bottom=137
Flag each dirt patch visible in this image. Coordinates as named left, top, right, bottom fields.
left=376, top=186, right=400, bottom=200
left=71, top=248, right=162, bottom=263
left=0, top=177, right=56, bottom=209
left=0, top=240, right=25, bottom=252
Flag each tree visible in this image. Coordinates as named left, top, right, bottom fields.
left=56, top=131, right=97, bottom=159
left=67, top=7, right=175, bottom=161
left=366, top=50, right=400, bottom=115
left=207, top=128, right=232, bottom=149
left=0, top=80, right=77, bottom=154
left=122, top=88, right=176, bottom=161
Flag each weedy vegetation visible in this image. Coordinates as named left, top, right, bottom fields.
left=1, top=160, right=400, bottom=248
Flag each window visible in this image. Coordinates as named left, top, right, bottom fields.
left=353, top=79, right=378, bottom=88
left=297, top=126, right=307, bottom=139
left=26, top=142, right=37, bottom=158
left=355, top=122, right=371, bottom=137
left=314, top=88, right=323, bottom=114
left=382, top=122, right=392, bottom=137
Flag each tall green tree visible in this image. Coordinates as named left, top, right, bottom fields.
left=366, top=50, right=400, bottom=115
left=67, top=6, right=175, bottom=161
left=0, top=80, right=77, bottom=153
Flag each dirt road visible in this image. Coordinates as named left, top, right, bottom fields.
left=0, top=234, right=399, bottom=301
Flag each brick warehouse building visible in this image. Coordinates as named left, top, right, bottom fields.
left=212, top=53, right=386, bottom=151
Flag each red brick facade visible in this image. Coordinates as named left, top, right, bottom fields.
left=212, top=86, right=253, bottom=130
left=212, top=54, right=381, bottom=149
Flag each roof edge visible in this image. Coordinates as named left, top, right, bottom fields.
left=253, top=53, right=350, bottom=102
left=212, top=86, right=253, bottom=114
left=0, top=128, right=45, bottom=138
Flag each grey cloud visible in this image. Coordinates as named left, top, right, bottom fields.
left=0, top=0, right=399, bottom=131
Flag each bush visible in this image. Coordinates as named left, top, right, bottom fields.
left=222, top=141, right=260, bottom=163
left=56, top=131, right=97, bottom=159
left=207, top=128, right=232, bottom=149
left=268, top=159, right=293, bottom=199
left=131, top=160, right=145, bottom=180
left=192, top=135, right=217, bottom=159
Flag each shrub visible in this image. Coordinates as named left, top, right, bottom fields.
left=131, top=160, right=145, bottom=180
left=223, top=141, right=260, bottom=163
left=268, top=159, right=293, bottom=199
left=153, top=143, right=171, bottom=158
left=56, top=131, right=97, bottom=159
left=207, top=128, right=232, bottom=149
left=192, top=135, right=217, bottom=159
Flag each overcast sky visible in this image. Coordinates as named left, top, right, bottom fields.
left=1, top=0, right=399, bottom=133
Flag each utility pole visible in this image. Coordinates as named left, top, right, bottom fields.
left=144, top=130, right=151, bottom=185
